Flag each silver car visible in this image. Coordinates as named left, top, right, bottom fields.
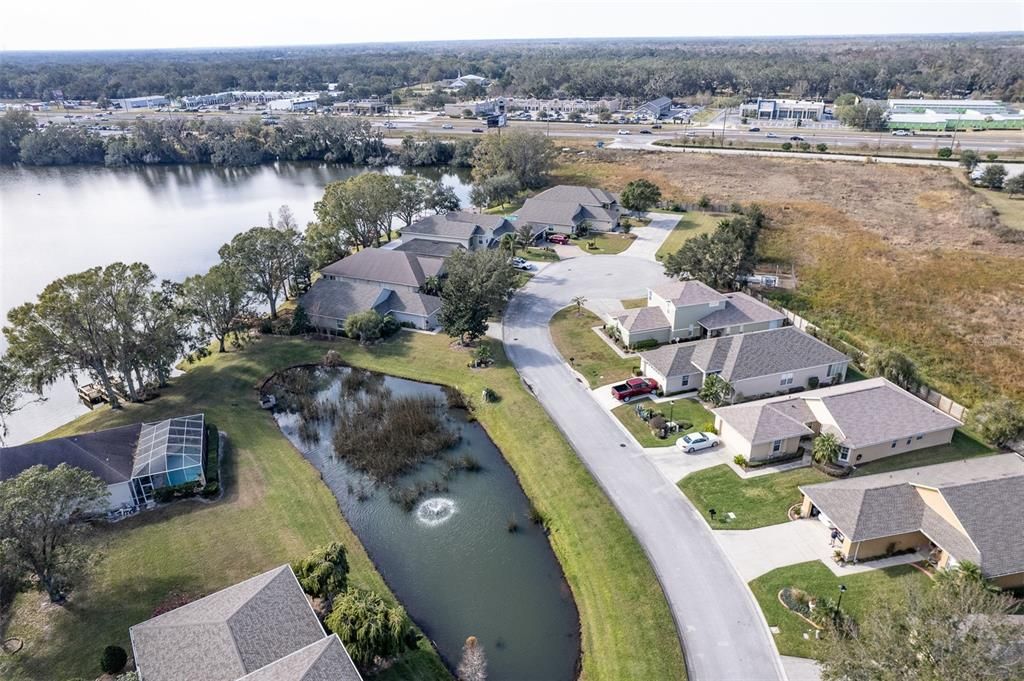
left=676, top=432, right=721, bottom=453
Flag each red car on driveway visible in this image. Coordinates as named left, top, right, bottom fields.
left=611, top=377, right=659, bottom=401
left=547, top=233, right=570, bottom=245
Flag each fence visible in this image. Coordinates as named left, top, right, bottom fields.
left=750, top=293, right=971, bottom=422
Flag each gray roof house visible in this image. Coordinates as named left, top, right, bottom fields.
left=392, top=239, right=466, bottom=259
left=798, top=454, right=1024, bottom=589
left=636, top=96, right=673, bottom=119
left=513, top=185, right=621, bottom=234
left=713, top=378, right=962, bottom=464
left=639, top=326, right=849, bottom=397
left=400, top=211, right=513, bottom=252
left=300, top=279, right=441, bottom=332
left=130, top=565, right=363, bottom=681
left=320, top=249, right=444, bottom=292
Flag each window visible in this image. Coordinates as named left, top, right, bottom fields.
left=891, top=441, right=898, bottom=448
left=771, top=439, right=782, bottom=453
left=906, top=438, right=912, bottom=445
left=839, top=447, right=850, bottom=462
left=827, top=363, right=842, bottom=377
left=916, top=434, right=923, bottom=440
left=681, top=375, right=690, bottom=387
left=780, top=373, right=794, bottom=386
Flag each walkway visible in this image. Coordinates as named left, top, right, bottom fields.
left=502, top=254, right=786, bottom=681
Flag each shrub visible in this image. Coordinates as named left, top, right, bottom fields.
left=798, top=142, right=811, bottom=151
left=632, top=366, right=643, bottom=376
left=344, top=310, right=398, bottom=343
left=153, top=481, right=201, bottom=503
left=201, top=481, right=220, bottom=497
left=937, top=147, right=953, bottom=159
left=807, top=376, right=820, bottom=389
left=472, top=343, right=494, bottom=367
left=100, top=645, right=128, bottom=674
left=289, top=304, right=312, bottom=335
left=816, top=143, right=828, bottom=152
left=781, top=142, right=793, bottom=151
left=325, top=588, right=413, bottom=669
left=967, top=398, right=1024, bottom=447
left=293, top=542, right=349, bottom=600
left=733, top=454, right=747, bottom=468
left=697, top=194, right=712, bottom=209
left=323, top=349, right=343, bottom=367
left=631, top=339, right=660, bottom=351
left=203, top=423, right=220, bottom=484
left=259, top=318, right=273, bottom=334
left=481, top=387, right=498, bottom=403
left=649, top=415, right=668, bottom=435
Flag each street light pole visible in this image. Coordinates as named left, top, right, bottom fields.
left=669, top=400, right=676, bottom=423
left=836, top=584, right=847, bottom=610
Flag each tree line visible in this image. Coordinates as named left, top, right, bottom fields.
left=0, top=110, right=478, bottom=168
left=3, top=35, right=1021, bottom=103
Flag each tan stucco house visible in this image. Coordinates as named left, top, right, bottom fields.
left=639, top=326, right=849, bottom=397
left=512, top=185, right=621, bottom=235
left=399, top=211, right=513, bottom=252
left=712, top=377, right=962, bottom=465
left=611, top=280, right=786, bottom=348
left=799, top=454, right=1024, bottom=590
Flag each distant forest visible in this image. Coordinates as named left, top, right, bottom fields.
left=3, top=34, right=1023, bottom=102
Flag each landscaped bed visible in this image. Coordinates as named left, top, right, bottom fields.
left=518, top=246, right=561, bottom=262
left=549, top=306, right=636, bottom=388
left=749, top=560, right=930, bottom=659
left=613, top=399, right=712, bottom=448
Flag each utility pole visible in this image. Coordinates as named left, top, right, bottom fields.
left=721, top=105, right=728, bottom=147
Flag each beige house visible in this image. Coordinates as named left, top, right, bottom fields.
left=399, top=211, right=513, bottom=252
left=611, top=280, right=786, bottom=348
left=712, top=378, right=962, bottom=465
left=799, top=454, right=1024, bottom=590
left=639, top=326, right=849, bottom=397
left=513, top=185, right=621, bottom=235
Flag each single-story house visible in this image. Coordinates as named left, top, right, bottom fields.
left=799, top=454, right=1024, bottom=589
left=301, top=279, right=441, bottom=332
left=130, top=565, right=363, bottom=681
left=400, top=211, right=513, bottom=251
left=0, top=414, right=208, bottom=509
left=320, top=249, right=444, bottom=293
left=712, top=377, right=962, bottom=464
left=612, top=280, right=786, bottom=347
left=639, top=326, right=849, bottom=398
left=392, top=239, right=466, bottom=260
left=512, top=185, right=621, bottom=235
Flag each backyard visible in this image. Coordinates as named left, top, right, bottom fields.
left=749, top=560, right=931, bottom=659
left=678, top=430, right=994, bottom=530
left=549, top=306, right=637, bottom=388
left=654, top=212, right=724, bottom=260
left=612, top=399, right=713, bottom=448
left=2, top=332, right=686, bottom=681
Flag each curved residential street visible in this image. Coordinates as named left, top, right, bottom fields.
left=502, top=252, right=787, bottom=681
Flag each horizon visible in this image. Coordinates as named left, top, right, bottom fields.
left=3, top=0, right=1022, bottom=52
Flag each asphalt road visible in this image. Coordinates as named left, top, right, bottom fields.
left=502, top=255, right=786, bottom=681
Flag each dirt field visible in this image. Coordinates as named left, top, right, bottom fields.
left=553, top=150, right=1024, bottom=403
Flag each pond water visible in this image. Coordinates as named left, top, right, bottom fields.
left=0, top=162, right=472, bottom=444
left=271, top=367, right=580, bottom=681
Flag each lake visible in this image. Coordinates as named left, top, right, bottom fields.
left=0, top=162, right=473, bottom=444
left=271, top=367, right=580, bottom=681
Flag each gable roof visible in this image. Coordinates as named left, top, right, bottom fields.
left=392, top=239, right=466, bottom=259
left=300, top=279, right=391, bottom=322
left=616, top=306, right=672, bottom=333
left=0, top=423, right=142, bottom=485
left=320, top=249, right=443, bottom=289
left=237, top=635, right=362, bottom=681
left=130, top=566, right=328, bottom=681
left=379, top=289, right=442, bottom=318
left=641, top=327, right=848, bottom=383
left=712, top=398, right=815, bottom=444
left=800, top=454, right=1024, bottom=577
left=514, top=197, right=584, bottom=227
left=403, top=211, right=511, bottom=240
left=530, top=185, right=617, bottom=207
left=652, top=280, right=727, bottom=307
left=698, top=293, right=787, bottom=330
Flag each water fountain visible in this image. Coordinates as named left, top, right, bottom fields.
left=416, top=497, right=457, bottom=526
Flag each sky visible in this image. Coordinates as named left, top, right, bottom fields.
left=2, top=0, right=1022, bottom=51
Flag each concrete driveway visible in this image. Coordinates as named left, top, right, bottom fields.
left=620, top=211, right=681, bottom=261
left=503, top=254, right=786, bottom=681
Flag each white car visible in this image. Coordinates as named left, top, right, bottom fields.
left=891, top=129, right=910, bottom=136
left=441, top=123, right=454, bottom=129
left=617, top=129, right=631, bottom=135
left=676, top=432, right=721, bottom=453
left=584, top=123, right=596, bottom=128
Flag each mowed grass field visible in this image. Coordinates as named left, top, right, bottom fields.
left=549, top=307, right=637, bottom=388
left=3, top=333, right=686, bottom=681
left=655, top=212, right=725, bottom=260
left=553, top=152, right=1024, bottom=404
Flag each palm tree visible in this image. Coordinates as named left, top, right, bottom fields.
left=935, top=560, right=1000, bottom=593
left=500, top=232, right=517, bottom=257
left=571, top=296, right=587, bottom=316
left=812, top=433, right=841, bottom=465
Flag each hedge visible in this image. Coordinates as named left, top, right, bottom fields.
left=204, top=422, right=219, bottom=484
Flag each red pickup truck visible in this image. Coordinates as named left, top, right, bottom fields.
left=611, top=377, right=659, bottom=401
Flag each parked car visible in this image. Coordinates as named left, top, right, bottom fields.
left=748, top=127, right=761, bottom=132
left=676, top=432, right=721, bottom=453
left=509, top=256, right=528, bottom=267
left=610, top=377, right=660, bottom=402
left=789, top=135, right=804, bottom=141
left=640, top=129, right=653, bottom=134
left=512, top=261, right=533, bottom=271
left=471, top=128, right=484, bottom=133
left=616, top=129, right=631, bottom=135
left=547, top=233, right=570, bottom=245
left=441, top=123, right=454, bottom=129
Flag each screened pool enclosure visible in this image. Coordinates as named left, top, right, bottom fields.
left=130, top=414, right=207, bottom=504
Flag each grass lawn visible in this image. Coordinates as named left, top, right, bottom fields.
left=613, top=399, right=713, bottom=448
left=975, top=186, right=1024, bottom=230
left=579, top=232, right=637, bottom=255
left=4, top=333, right=686, bottom=681
left=749, top=561, right=930, bottom=659
left=518, top=246, right=560, bottom=262
left=620, top=297, right=647, bottom=309
left=549, top=307, right=637, bottom=388
left=678, top=430, right=995, bottom=530
left=654, top=213, right=723, bottom=260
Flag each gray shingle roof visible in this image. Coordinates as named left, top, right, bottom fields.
left=320, top=249, right=443, bottom=288
left=130, top=566, right=328, bottom=681
left=238, top=635, right=362, bottom=681
left=300, top=280, right=390, bottom=322
left=530, top=185, right=617, bottom=206
left=379, top=289, right=441, bottom=318
left=0, top=423, right=141, bottom=485
left=641, top=327, right=848, bottom=382
left=514, top=197, right=583, bottom=227
left=402, top=211, right=511, bottom=240
left=392, top=239, right=465, bottom=259
left=698, top=293, right=787, bottom=330
left=652, top=280, right=727, bottom=306
left=800, top=454, right=1024, bottom=577
left=514, top=185, right=619, bottom=227
left=617, top=306, right=672, bottom=333
left=712, top=398, right=815, bottom=444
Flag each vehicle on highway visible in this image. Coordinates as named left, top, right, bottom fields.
left=640, top=130, right=653, bottom=134
left=676, top=432, right=721, bottom=453
left=748, top=127, right=761, bottom=132
left=617, top=129, right=631, bottom=135
left=595, top=141, right=605, bottom=148
left=441, top=123, right=454, bottom=129
left=547, top=233, right=570, bottom=245
left=651, top=124, right=662, bottom=129
left=584, top=123, right=596, bottom=128
left=765, top=132, right=778, bottom=138
left=685, top=131, right=697, bottom=138
left=789, top=135, right=804, bottom=141
left=471, top=128, right=484, bottom=133
left=891, top=129, right=911, bottom=136
left=611, top=377, right=660, bottom=402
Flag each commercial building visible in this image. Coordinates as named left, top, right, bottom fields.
left=886, top=98, right=1024, bottom=131
left=635, top=97, right=674, bottom=119
left=799, top=454, right=1024, bottom=589
left=447, top=74, right=490, bottom=91
left=116, top=95, right=170, bottom=110
left=335, top=98, right=390, bottom=114
left=509, top=97, right=621, bottom=114
left=268, top=95, right=319, bottom=112
left=444, top=97, right=507, bottom=117
left=740, top=98, right=827, bottom=121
